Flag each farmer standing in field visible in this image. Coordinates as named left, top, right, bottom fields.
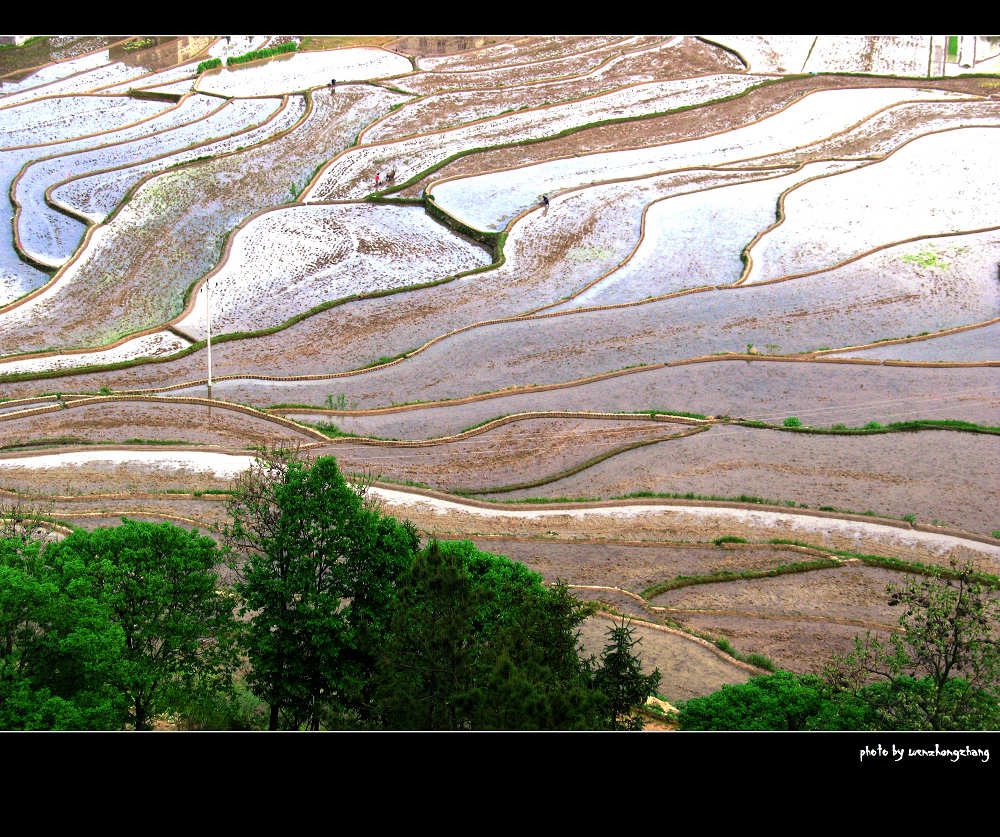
left=541, top=194, right=549, bottom=208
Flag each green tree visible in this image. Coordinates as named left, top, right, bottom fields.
left=592, top=617, right=661, bottom=730
left=225, top=450, right=417, bottom=730
left=0, top=535, right=126, bottom=729
left=373, top=540, right=479, bottom=729
left=825, top=562, right=1000, bottom=730
left=373, top=539, right=606, bottom=730
left=44, top=520, right=240, bottom=730
left=676, top=670, right=878, bottom=730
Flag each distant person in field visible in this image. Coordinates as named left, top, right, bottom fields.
left=541, top=194, right=549, bottom=208
left=375, top=171, right=380, bottom=187
left=330, top=78, right=336, bottom=88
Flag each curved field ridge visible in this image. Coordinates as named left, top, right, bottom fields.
left=0, top=37, right=998, bottom=689
left=0, top=330, right=189, bottom=374
left=173, top=203, right=492, bottom=339
left=549, top=159, right=864, bottom=309
left=0, top=85, right=403, bottom=359
left=196, top=48, right=412, bottom=97
left=49, top=96, right=304, bottom=227
left=745, top=127, right=1000, bottom=283
left=428, top=87, right=976, bottom=232
left=304, top=73, right=765, bottom=202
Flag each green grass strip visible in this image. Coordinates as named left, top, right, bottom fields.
left=640, top=558, right=840, bottom=600
left=767, top=538, right=1000, bottom=587
left=461, top=431, right=701, bottom=495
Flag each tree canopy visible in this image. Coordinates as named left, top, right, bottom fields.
left=1, top=520, right=238, bottom=730
left=225, top=451, right=419, bottom=729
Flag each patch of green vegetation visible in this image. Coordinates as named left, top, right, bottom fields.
left=226, top=42, right=297, bottom=67
left=458, top=415, right=511, bottom=434
left=197, top=57, right=223, bottom=73
left=902, top=244, right=950, bottom=269
left=302, top=421, right=362, bottom=439
left=641, top=559, right=840, bottom=599
left=637, top=409, right=708, bottom=420
left=783, top=416, right=802, bottom=427
left=566, top=246, right=616, bottom=262
left=713, top=536, right=748, bottom=546
left=122, top=37, right=154, bottom=52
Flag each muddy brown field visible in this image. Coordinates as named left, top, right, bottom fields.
left=3, top=34, right=998, bottom=716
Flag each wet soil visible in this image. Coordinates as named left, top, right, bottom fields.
left=398, top=74, right=995, bottom=197
left=444, top=534, right=828, bottom=592
left=389, top=36, right=523, bottom=59
left=309, top=417, right=676, bottom=493
left=0, top=400, right=317, bottom=448
left=577, top=613, right=752, bottom=702
left=289, top=363, right=1000, bottom=440
left=650, top=564, right=904, bottom=623
left=488, top=424, right=1000, bottom=535
left=0, top=36, right=123, bottom=79
left=675, top=611, right=894, bottom=675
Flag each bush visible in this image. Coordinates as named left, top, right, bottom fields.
left=227, top=42, right=297, bottom=66
left=677, top=671, right=877, bottom=730
left=197, top=57, right=222, bottom=73
left=783, top=417, right=802, bottom=427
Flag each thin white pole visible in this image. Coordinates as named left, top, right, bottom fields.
left=206, top=276, right=213, bottom=400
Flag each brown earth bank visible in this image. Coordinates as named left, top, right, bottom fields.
left=398, top=74, right=997, bottom=197
left=673, top=611, right=895, bottom=676
left=377, top=37, right=744, bottom=138
left=483, top=424, right=1000, bottom=535
left=0, top=400, right=317, bottom=449
left=308, top=417, right=682, bottom=492
left=437, top=535, right=823, bottom=592
left=32, top=494, right=231, bottom=530
left=395, top=499, right=999, bottom=572
left=391, top=37, right=673, bottom=95
left=0, top=456, right=236, bottom=496
left=649, top=564, right=907, bottom=624
left=280, top=363, right=1000, bottom=439
left=391, top=35, right=571, bottom=62
left=576, top=613, right=754, bottom=702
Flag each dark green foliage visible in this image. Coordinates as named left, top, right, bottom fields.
left=1, top=520, right=239, bottom=730
left=713, top=535, right=747, bottom=545
left=825, top=562, right=1000, bottom=730
left=226, top=42, right=297, bottom=67
left=592, top=617, right=661, bottom=730
left=197, top=57, right=222, bottom=73
left=677, top=671, right=878, bottom=730
left=226, top=452, right=418, bottom=729
left=0, top=536, right=127, bottom=729
left=783, top=416, right=802, bottom=427
left=373, top=539, right=612, bottom=730
left=44, top=520, right=240, bottom=730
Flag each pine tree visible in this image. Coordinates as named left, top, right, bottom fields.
left=593, top=617, right=662, bottom=730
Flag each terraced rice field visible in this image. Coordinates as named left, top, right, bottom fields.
left=1, top=34, right=998, bottom=705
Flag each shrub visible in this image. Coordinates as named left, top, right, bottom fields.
left=197, top=57, right=222, bottom=73
left=226, top=42, right=297, bottom=67
left=783, top=417, right=802, bottom=427
left=864, top=421, right=883, bottom=430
